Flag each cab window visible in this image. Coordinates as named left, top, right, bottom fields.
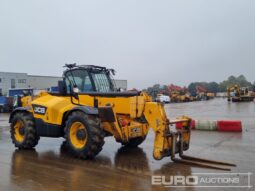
left=65, top=70, right=93, bottom=93
left=91, top=72, right=112, bottom=92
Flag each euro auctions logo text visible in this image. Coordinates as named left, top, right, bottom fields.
left=152, top=175, right=198, bottom=186
left=151, top=173, right=252, bottom=188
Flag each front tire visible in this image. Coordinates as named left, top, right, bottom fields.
left=64, top=111, right=105, bottom=159
left=10, top=112, right=39, bottom=149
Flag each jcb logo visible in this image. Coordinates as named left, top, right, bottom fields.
left=34, top=107, right=45, bottom=114
left=131, top=128, right=141, bottom=133
left=33, top=105, right=47, bottom=115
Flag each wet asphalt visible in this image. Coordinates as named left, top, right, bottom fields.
left=0, top=98, right=254, bottom=191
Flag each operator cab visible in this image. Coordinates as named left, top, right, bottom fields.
left=62, top=64, right=116, bottom=94
left=240, top=87, right=249, bottom=96
left=56, top=63, right=140, bottom=97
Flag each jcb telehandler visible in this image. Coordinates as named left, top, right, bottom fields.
left=9, top=64, right=235, bottom=170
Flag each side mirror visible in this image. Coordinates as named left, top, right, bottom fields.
left=73, top=87, right=79, bottom=94
left=72, top=86, right=79, bottom=100
left=117, top=88, right=125, bottom=92
left=58, top=80, right=67, bottom=95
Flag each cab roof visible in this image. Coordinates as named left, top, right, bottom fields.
left=64, top=63, right=115, bottom=75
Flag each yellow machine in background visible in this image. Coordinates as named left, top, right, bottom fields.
left=170, top=91, right=192, bottom=103
left=227, top=85, right=254, bottom=102
left=206, top=92, right=215, bottom=99
left=9, top=64, right=235, bottom=170
left=179, top=94, right=192, bottom=102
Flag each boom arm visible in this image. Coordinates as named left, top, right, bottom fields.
left=143, top=102, right=235, bottom=170
left=143, top=102, right=191, bottom=160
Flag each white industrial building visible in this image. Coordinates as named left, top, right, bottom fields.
left=0, top=71, right=127, bottom=96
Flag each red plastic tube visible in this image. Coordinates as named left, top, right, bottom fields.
left=176, top=120, right=195, bottom=130
left=217, top=120, right=242, bottom=132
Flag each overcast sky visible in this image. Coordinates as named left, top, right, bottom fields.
left=1, top=0, right=255, bottom=89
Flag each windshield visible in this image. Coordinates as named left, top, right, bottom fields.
left=65, top=69, right=115, bottom=93
left=91, top=72, right=114, bottom=92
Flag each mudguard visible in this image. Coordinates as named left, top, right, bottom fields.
left=9, top=107, right=31, bottom=123
left=70, top=106, right=98, bottom=115
left=62, top=106, right=99, bottom=125
left=64, top=106, right=98, bottom=119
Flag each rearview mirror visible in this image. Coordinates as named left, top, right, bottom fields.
left=72, top=86, right=79, bottom=100
left=73, top=87, right=79, bottom=93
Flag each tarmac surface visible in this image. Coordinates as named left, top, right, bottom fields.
left=0, top=98, right=254, bottom=191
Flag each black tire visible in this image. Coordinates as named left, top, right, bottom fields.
left=64, top=111, right=105, bottom=159
left=10, top=112, right=39, bottom=149
left=122, top=136, right=146, bottom=148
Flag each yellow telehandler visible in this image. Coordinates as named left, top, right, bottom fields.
left=9, top=64, right=235, bottom=170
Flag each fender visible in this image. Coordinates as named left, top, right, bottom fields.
left=63, top=106, right=116, bottom=125
left=9, top=107, right=31, bottom=123
left=63, top=106, right=99, bottom=123
left=69, top=106, right=98, bottom=115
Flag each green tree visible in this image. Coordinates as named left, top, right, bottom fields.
left=207, top=82, right=219, bottom=93
left=188, top=82, right=219, bottom=95
left=219, top=75, right=252, bottom=91
left=147, top=84, right=162, bottom=98
left=188, top=83, right=197, bottom=96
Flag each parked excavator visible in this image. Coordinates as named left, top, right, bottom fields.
left=9, top=64, right=235, bottom=170
left=227, top=85, right=254, bottom=102
left=196, top=85, right=215, bottom=101
left=168, top=85, right=193, bottom=103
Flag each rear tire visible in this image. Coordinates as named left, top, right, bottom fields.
left=10, top=112, right=39, bottom=149
left=64, top=111, right=105, bottom=159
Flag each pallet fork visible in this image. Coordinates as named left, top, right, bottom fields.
left=169, top=121, right=236, bottom=171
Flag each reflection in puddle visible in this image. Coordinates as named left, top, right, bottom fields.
left=10, top=142, right=193, bottom=191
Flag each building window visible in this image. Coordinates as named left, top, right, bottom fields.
left=11, top=79, right=16, bottom=88
left=18, top=79, right=26, bottom=84
left=0, top=89, right=2, bottom=96
left=0, top=78, right=2, bottom=83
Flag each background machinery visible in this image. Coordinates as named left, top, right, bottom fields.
left=168, top=84, right=193, bottom=103
left=9, top=64, right=235, bottom=170
left=0, top=96, right=13, bottom=113
left=227, top=85, right=254, bottom=102
left=196, top=85, right=215, bottom=101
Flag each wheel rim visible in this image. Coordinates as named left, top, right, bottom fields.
left=69, top=122, right=88, bottom=149
left=14, top=120, right=25, bottom=142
